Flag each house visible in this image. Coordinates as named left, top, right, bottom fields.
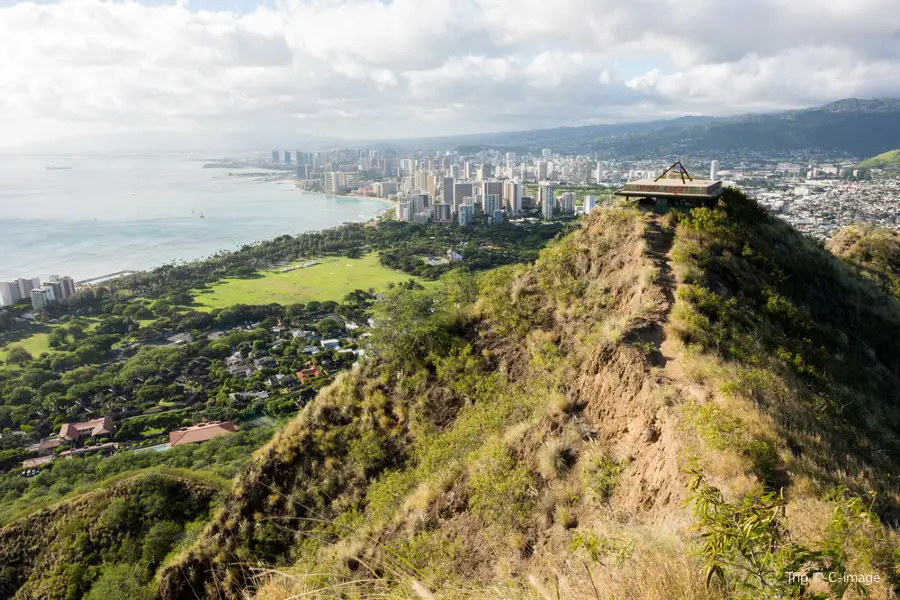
left=59, top=417, right=115, bottom=442
left=302, top=346, right=321, bottom=355
left=253, top=356, right=277, bottom=369
left=296, top=363, right=322, bottom=383
left=169, top=421, right=237, bottom=447
left=22, top=455, right=54, bottom=469
left=59, top=442, right=118, bottom=458
left=227, top=365, right=254, bottom=378
left=321, top=339, right=341, bottom=350
left=228, top=391, right=269, bottom=402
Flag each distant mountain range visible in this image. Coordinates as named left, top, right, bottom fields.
left=379, top=98, right=900, bottom=158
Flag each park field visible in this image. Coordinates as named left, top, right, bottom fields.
left=192, top=254, right=419, bottom=310
left=0, top=317, right=99, bottom=362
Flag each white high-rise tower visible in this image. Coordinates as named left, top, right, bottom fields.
left=710, top=160, right=719, bottom=180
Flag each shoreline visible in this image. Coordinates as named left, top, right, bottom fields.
left=71, top=184, right=391, bottom=283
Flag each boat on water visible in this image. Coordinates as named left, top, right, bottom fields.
left=46, top=166, right=72, bottom=170
left=200, top=211, right=205, bottom=219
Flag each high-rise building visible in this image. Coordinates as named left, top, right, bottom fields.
left=505, top=152, right=516, bottom=170
left=458, top=205, right=474, bottom=227
left=413, top=170, right=429, bottom=192
left=464, top=162, right=474, bottom=179
left=538, top=161, right=549, bottom=180
left=503, top=181, right=522, bottom=217
left=324, top=171, right=360, bottom=194
left=481, top=180, right=502, bottom=199
left=0, top=281, right=21, bottom=306
left=583, top=195, right=597, bottom=215
left=284, top=151, right=292, bottom=166
left=483, top=193, right=501, bottom=215
left=493, top=209, right=505, bottom=226
left=538, top=183, right=555, bottom=220
left=434, top=203, right=453, bottom=221
left=426, top=175, right=438, bottom=200
left=395, top=201, right=413, bottom=222
left=442, top=177, right=454, bottom=204
left=560, top=192, right=576, bottom=213
left=407, top=191, right=429, bottom=214
left=374, top=181, right=399, bottom=197
left=453, top=183, right=474, bottom=211
left=324, top=172, right=339, bottom=194
left=710, top=160, right=719, bottom=180
left=30, top=287, right=55, bottom=311
left=272, top=151, right=280, bottom=164
left=48, top=275, right=76, bottom=300
left=542, top=148, right=552, bottom=159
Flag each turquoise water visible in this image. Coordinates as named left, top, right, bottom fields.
left=0, top=154, right=388, bottom=281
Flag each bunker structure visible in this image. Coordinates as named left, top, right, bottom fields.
left=614, top=161, right=723, bottom=208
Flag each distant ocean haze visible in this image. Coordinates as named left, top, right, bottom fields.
left=0, top=155, right=388, bottom=281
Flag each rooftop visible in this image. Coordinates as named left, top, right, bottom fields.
left=615, top=178, right=724, bottom=199
left=169, top=421, right=237, bottom=447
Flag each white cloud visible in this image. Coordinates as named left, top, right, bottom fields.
left=1, top=0, right=900, bottom=150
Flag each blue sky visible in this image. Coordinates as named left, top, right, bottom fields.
left=1, top=0, right=899, bottom=150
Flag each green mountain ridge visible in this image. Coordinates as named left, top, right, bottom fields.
left=857, top=149, right=900, bottom=175
left=0, top=469, right=223, bottom=600
left=152, top=190, right=900, bottom=600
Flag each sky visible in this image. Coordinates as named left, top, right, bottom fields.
left=2, top=0, right=900, bottom=151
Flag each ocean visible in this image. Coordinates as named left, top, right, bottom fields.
left=0, top=154, right=390, bottom=282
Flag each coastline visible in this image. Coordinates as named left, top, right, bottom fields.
left=2, top=167, right=393, bottom=283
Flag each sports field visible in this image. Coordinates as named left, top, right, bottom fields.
left=193, top=254, right=418, bottom=310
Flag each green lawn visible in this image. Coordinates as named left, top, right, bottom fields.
left=0, top=331, right=52, bottom=361
left=193, top=254, right=419, bottom=310
left=0, top=317, right=101, bottom=362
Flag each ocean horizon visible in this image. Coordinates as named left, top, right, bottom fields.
left=0, top=154, right=390, bottom=283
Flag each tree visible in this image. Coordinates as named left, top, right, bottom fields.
left=369, top=287, right=453, bottom=367
left=83, top=564, right=154, bottom=600
left=315, top=317, right=343, bottom=338
left=5, top=346, right=32, bottom=366
left=141, top=520, right=184, bottom=567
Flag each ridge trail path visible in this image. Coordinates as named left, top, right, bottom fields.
left=644, top=215, right=688, bottom=383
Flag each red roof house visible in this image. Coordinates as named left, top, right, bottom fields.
left=168, top=421, right=237, bottom=447
left=59, top=417, right=115, bottom=441
left=296, top=363, right=322, bottom=384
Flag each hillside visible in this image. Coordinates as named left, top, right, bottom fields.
left=857, top=149, right=900, bottom=176
left=828, top=224, right=900, bottom=297
left=156, top=189, right=900, bottom=600
left=0, top=470, right=223, bottom=600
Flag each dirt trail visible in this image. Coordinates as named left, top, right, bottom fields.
left=643, top=217, right=683, bottom=378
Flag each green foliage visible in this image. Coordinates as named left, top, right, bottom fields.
left=83, top=562, right=155, bottom=600
left=5, top=346, right=32, bottom=366
left=673, top=189, right=900, bottom=511
left=476, top=265, right=536, bottom=339
left=141, top=520, right=184, bottom=567
left=686, top=469, right=892, bottom=600
left=0, top=448, right=35, bottom=472
left=369, top=286, right=454, bottom=368
left=581, top=451, right=627, bottom=505
left=688, top=470, right=825, bottom=599
left=0, top=427, right=273, bottom=524
left=568, top=529, right=634, bottom=566
left=467, top=442, right=535, bottom=530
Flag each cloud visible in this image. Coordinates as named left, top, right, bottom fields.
left=1, top=0, right=900, bottom=150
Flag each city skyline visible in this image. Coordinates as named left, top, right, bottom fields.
left=3, top=0, right=900, bottom=151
